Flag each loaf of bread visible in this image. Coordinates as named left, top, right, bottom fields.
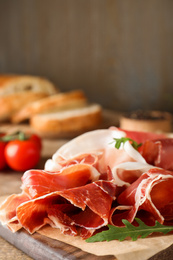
left=0, top=74, right=58, bottom=121
left=12, top=90, right=87, bottom=123
left=30, top=103, right=102, bottom=138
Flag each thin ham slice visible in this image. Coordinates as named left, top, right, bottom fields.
left=45, top=128, right=148, bottom=181
left=22, top=164, right=100, bottom=198
left=141, top=138, right=173, bottom=171
left=110, top=168, right=173, bottom=227
left=113, top=127, right=166, bottom=144
left=111, top=161, right=153, bottom=187
left=52, top=129, right=125, bottom=161
left=16, top=180, right=117, bottom=238
left=0, top=193, right=29, bottom=232
left=0, top=163, right=100, bottom=231
left=45, top=153, right=99, bottom=172
left=45, top=129, right=126, bottom=172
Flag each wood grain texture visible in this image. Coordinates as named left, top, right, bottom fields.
left=0, top=224, right=116, bottom=260
left=0, top=0, right=173, bottom=113
left=148, top=244, right=173, bottom=260
left=0, top=236, right=32, bottom=260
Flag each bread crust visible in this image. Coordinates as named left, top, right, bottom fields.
left=30, top=104, right=102, bottom=138
left=0, top=75, right=57, bottom=96
left=12, top=90, right=87, bottom=123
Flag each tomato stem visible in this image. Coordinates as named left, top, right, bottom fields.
left=0, top=131, right=28, bottom=142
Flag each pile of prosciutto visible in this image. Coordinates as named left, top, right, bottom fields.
left=0, top=127, right=173, bottom=240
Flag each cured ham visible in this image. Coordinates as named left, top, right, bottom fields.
left=52, top=129, right=125, bottom=161
left=21, top=163, right=100, bottom=198
left=113, top=127, right=166, bottom=144
left=45, top=153, right=100, bottom=173
left=110, top=168, right=173, bottom=226
left=140, top=138, right=173, bottom=171
left=16, top=180, right=116, bottom=238
left=0, top=127, right=173, bottom=240
left=111, top=161, right=153, bottom=187
left=0, top=193, right=29, bottom=232
left=45, top=128, right=149, bottom=180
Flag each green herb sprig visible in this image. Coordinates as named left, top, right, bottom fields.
left=112, top=137, right=142, bottom=150
left=86, top=218, right=173, bottom=242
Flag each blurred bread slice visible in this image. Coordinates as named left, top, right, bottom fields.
left=0, top=75, right=57, bottom=96
left=0, top=92, right=50, bottom=122
left=0, top=74, right=58, bottom=122
left=12, top=90, right=87, bottom=123
left=30, top=104, right=102, bottom=138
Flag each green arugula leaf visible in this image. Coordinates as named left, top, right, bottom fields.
left=86, top=218, right=173, bottom=242
left=112, top=137, right=142, bottom=150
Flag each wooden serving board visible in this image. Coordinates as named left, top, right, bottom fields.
left=0, top=219, right=173, bottom=260
left=0, top=222, right=115, bottom=260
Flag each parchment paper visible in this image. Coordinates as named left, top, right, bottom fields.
left=38, top=225, right=173, bottom=260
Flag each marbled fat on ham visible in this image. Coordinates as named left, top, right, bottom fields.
left=0, top=127, right=173, bottom=239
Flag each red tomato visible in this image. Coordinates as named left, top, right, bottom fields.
left=30, top=134, right=42, bottom=150
left=0, top=133, right=5, bottom=137
left=0, top=141, right=7, bottom=170
left=5, top=139, right=41, bottom=172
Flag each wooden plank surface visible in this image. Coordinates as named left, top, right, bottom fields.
left=0, top=236, right=32, bottom=260
left=0, top=223, right=115, bottom=260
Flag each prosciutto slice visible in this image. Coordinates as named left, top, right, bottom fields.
left=52, top=129, right=125, bottom=161
left=45, top=129, right=126, bottom=171
left=45, top=153, right=100, bottom=172
left=111, top=161, right=153, bottom=187
left=45, top=128, right=148, bottom=180
left=21, top=164, right=100, bottom=198
left=113, top=127, right=166, bottom=144
left=140, top=138, right=173, bottom=171
left=0, top=193, right=29, bottom=232
left=110, top=168, right=173, bottom=226
left=16, top=180, right=116, bottom=238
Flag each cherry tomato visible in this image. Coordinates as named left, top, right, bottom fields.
left=5, top=139, right=41, bottom=172
left=0, top=141, right=7, bottom=170
left=0, top=133, right=6, bottom=137
left=30, top=134, right=42, bottom=150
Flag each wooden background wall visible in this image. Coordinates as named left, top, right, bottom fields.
left=0, top=0, right=173, bottom=113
